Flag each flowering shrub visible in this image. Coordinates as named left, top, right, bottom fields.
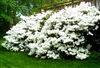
left=2, top=2, right=100, bottom=60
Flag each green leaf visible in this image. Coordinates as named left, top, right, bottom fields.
left=1, top=14, right=13, bottom=24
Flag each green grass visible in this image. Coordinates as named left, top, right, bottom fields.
left=0, top=34, right=100, bottom=68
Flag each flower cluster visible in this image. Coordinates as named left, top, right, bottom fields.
left=2, top=2, right=100, bottom=60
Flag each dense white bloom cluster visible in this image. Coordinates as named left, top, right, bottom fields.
left=2, top=2, right=100, bottom=60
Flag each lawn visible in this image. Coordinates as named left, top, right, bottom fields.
left=0, top=33, right=100, bottom=68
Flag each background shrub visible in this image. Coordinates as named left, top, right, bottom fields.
left=2, top=2, right=100, bottom=60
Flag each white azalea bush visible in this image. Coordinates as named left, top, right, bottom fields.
left=2, top=2, right=100, bottom=60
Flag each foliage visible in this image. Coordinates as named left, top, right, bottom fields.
left=0, top=0, right=39, bottom=31
left=0, top=0, right=26, bottom=32
left=0, top=0, right=80, bottom=32
left=1, top=2, right=100, bottom=60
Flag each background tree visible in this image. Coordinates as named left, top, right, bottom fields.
left=0, top=0, right=27, bottom=32
left=0, top=0, right=78, bottom=32
left=0, top=0, right=44, bottom=32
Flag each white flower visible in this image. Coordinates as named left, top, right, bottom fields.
left=76, top=53, right=89, bottom=60
left=87, top=31, right=93, bottom=36
left=20, top=15, right=29, bottom=20
left=27, top=43, right=37, bottom=55
left=69, top=52, right=76, bottom=56
left=63, top=38, right=73, bottom=43
left=10, top=47, right=19, bottom=51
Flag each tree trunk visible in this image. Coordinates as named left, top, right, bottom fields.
left=7, top=7, right=12, bottom=29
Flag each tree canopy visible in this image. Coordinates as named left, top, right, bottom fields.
left=0, top=0, right=80, bottom=32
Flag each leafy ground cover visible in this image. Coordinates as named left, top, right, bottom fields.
left=0, top=33, right=100, bottom=68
